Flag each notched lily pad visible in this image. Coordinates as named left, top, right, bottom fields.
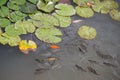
left=35, top=27, right=62, bottom=43
left=0, top=18, right=10, bottom=28
left=55, top=3, right=76, bottom=16
left=73, top=0, right=94, bottom=6
left=76, top=6, right=94, bottom=18
left=110, top=9, right=120, bottom=21
left=0, top=6, right=9, bottom=17
left=28, top=0, right=39, bottom=4
left=53, top=13, right=71, bottom=27
left=7, top=1, right=20, bottom=10
left=0, top=0, right=7, bottom=6
left=10, top=0, right=26, bottom=5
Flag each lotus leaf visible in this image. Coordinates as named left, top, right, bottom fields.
left=5, top=24, right=23, bottom=36
left=110, top=9, right=120, bottom=21
left=0, top=6, right=9, bottom=17
left=55, top=3, right=76, bottom=16
left=28, top=0, right=39, bottom=4
left=15, top=20, right=36, bottom=34
left=20, top=2, right=37, bottom=13
left=76, top=6, right=94, bottom=18
left=92, top=0, right=118, bottom=14
left=9, top=11, right=27, bottom=22
left=53, top=13, right=71, bottom=27
left=37, top=0, right=55, bottom=13
left=30, top=13, right=59, bottom=26
left=0, top=0, right=7, bottom=6
left=35, top=27, right=62, bottom=43
left=10, top=0, right=26, bottom=5
left=0, top=18, right=10, bottom=28
left=0, top=33, right=21, bottom=46
left=7, top=2, right=20, bottom=10
left=78, top=26, right=97, bottom=39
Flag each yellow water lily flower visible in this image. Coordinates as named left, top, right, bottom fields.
left=78, top=26, right=97, bottom=39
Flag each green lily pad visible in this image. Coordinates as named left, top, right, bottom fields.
left=20, top=2, right=37, bottom=13
left=76, top=6, right=94, bottom=18
left=9, top=11, right=27, bottom=22
left=7, top=2, right=20, bottom=10
left=15, top=20, right=36, bottom=34
left=0, top=28, right=2, bottom=34
left=0, top=0, right=7, bottom=6
left=0, top=6, right=9, bottom=17
left=0, top=33, right=21, bottom=46
left=35, top=27, right=62, bottom=43
left=10, top=0, right=26, bottom=5
left=53, top=13, right=71, bottom=27
left=28, top=0, right=39, bottom=4
left=110, top=9, right=120, bottom=21
left=30, top=13, right=59, bottom=26
left=73, top=0, right=94, bottom=6
left=55, top=3, right=76, bottom=16
left=5, top=24, right=23, bottom=37
left=37, top=0, right=55, bottom=13
left=0, top=18, right=10, bottom=28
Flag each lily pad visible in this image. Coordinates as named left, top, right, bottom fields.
left=37, top=0, right=55, bottom=13
left=0, top=0, right=7, bottom=6
left=15, top=20, right=36, bottom=34
left=10, top=0, right=26, bottom=5
left=76, top=6, right=94, bottom=18
left=110, top=9, right=120, bottom=21
left=0, top=33, right=21, bottom=46
left=0, top=28, right=2, bottom=34
left=73, top=0, right=94, bottom=6
left=5, top=24, right=23, bottom=36
left=7, top=1, right=20, bottom=10
left=28, top=0, right=39, bottom=4
left=35, top=27, right=62, bottom=43
left=0, top=18, right=10, bottom=28
left=55, top=3, right=76, bottom=16
left=20, top=2, right=37, bottom=13
left=78, top=26, right=97, bottom=39
left=0, top=6, right=9, bottom=17
left=53, top=13, right=71, bottom=27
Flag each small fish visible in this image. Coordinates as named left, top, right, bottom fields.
left=75, top=64, right=86, bottom=72
left=35, top=68, right=49, bottom=75
left=35, top=59, right=45, bottom=64
left=78, top=43, right=87, bottom=54
left=96, top=50, right=113, bottom=59
left=50, top=45, right=60, bottom=49
left=46, top=57, right=57, bottom=61
left=103, top=62, right=117, bottom=68
left=72, top=20, right=83, bottom=23
left=87, top=66, right=99, bottom=75
left=88, top=60, right=98, bottom=64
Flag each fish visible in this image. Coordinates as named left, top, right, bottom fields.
left=87, top=66, right=99, bottom=75
left=96, top=50, right=113, bottom=59
left=72, top=20, right=83, bottom=23
left=50, top=45, right=60, bottom=49
left=35, top=68, right=49, bottom=75
left=103, top=62, right=117, bottom=68
left=78, top=43, right=87, bottom=54
left=88, top=60, right=98, bottom=64
left=75, top=64, right=86, bottom=72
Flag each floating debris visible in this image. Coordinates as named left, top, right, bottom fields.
left=87, top=66, right=99, bottom=75
left=103, top=62, right=117, bottom=68
left=75, top=64, right=86, bottom=72
left=96, top=50, right=113, bottom=59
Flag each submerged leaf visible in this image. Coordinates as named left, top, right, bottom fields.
left=0, top=18, right=10, bottom=28
left=110, top=9, right=120, bottom=21
left=76, top=6, right=94, bottom=18
left=55, top=3, right=76, bottom=16
left=78, top=26, right=97, bottom=39
left=35, top=27, right=62, bottom=43
left=53, top=13, right=71, bottom=27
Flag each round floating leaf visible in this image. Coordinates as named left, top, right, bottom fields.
left=20, top=2, right=37, bottom=13
left=73, top=0, right=94, bottom=6
left=76, top=6, right=94, bottom=18
left=35, top=27, right=62, bottom=43
left=28, top=0, right=39, bottom=4
left=78, top=26, right=97, bottom=39
left=15, top=20, right=36, bottom=34
left=5, top=24, right=23, bottom=37
left=53, top=13, right=71, bottom=27
left=0, top=0, right=7, bottom=6
left=0, top=6, right=9, bottom=17
left=0, top=18, right=10, bottom=28
left=110, top=9, right=120, bottom=21
left=7, top=2, right=20, bottom=10
left=0, top=33, right=21, bottom=46
left=37, top=0, right=55, bottom=13
left=10, top=0, right=26, bottom=5
left=55, top=3, right=76, bottom=16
